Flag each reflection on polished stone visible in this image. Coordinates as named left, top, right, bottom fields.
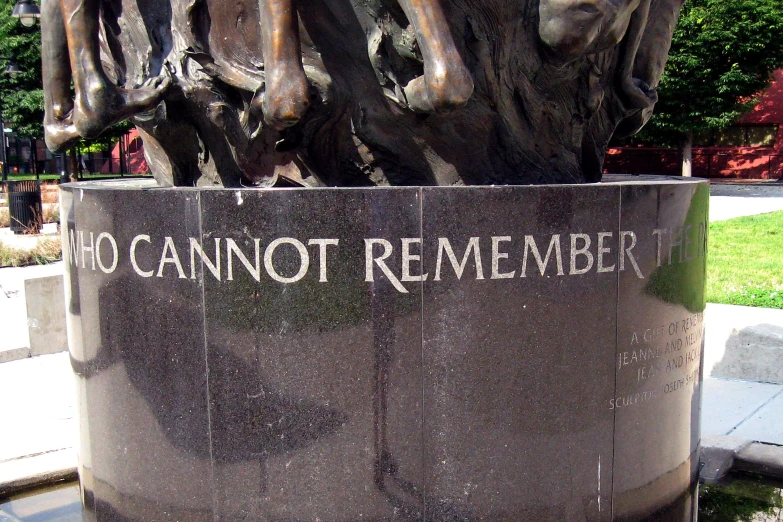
left=61, top=176, right=708, bottom=521
left=5, top=473, right=781, bottom=521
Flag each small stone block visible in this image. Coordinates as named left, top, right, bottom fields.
left=25, top=275, right=67, bottom=357
left=712, top=324, right=783, bottom=384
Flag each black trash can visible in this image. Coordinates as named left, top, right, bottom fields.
left=7, top=180, right=42, bottom=234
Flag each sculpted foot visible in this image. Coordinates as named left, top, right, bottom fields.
left=45, top=117, right=80, bottom=152
left=73, top=75, right=171, bottom=139
left=620, top=76, right=657, bottom=110
left=51, top=99, right=73, bottom=121
left=253, top=67, right=310, bottom=131
left=404, top=61, right=474, bottom=113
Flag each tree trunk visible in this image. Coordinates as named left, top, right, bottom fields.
left=681, top=131, right=693, bottom=177
left=119, top=137, right=126, bottom=176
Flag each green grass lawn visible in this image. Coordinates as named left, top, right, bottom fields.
left=4, top=173, right=62, bottom=181
left=0, top=237, right=62, bottom=267
left=707, top=211, right=783, bottom=309
left=2, top=173, right=152, bottom=182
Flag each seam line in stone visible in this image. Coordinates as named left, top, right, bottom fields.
left=611, top=184, right=621, bottom=521
left=727, top=387, right=783, bottom=436
left=195, top=191, right=219, bottom=522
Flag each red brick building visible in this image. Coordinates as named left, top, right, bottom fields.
left=604, top=70, right=783, bottom=180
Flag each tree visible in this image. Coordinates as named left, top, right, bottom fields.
left=637, top=0, right=783, bottom=176
left=0, top=0, right=44, bottom=139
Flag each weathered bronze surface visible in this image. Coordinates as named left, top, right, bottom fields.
left=42, top=0, right=685, bottom=186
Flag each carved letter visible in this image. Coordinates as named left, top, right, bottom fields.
left=157, top=237, right=187, bottom=279
left=130, top=235, right=153, bottom=278
left=597, top=232, right=615, bottom=273
left=620, top=231, right=644, bottom=279
left=364, top=239, right=408, bottom=294
left=95, top=232, right=118, bottom=274
left=190, top=238, right=222, bottom=281
left=521, top=235, right=564, bottom=277
left=308, top=239, right=339, bottom=283
left=402, top=238, right=428, bottom=282
left=434, top=237, right=484, bottom=281
left=491, top=236, right=515, bottom=279
left=570, top=234, right=594, bottom=275
left=226, top=238, right=261, bottom=282
left=264, top=238, right=310, bottom=284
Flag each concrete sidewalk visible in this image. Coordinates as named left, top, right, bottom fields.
left=709, top=182, right=783, bottom=221
left=0, top=352, right=77, bottom=495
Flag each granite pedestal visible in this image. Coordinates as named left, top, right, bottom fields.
left=61, top=176, right=708, bottom=521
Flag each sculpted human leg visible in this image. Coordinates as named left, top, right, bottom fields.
left=252, top=0, right=310, bottom=130
left=58, top=0, right=169, bottom=139
left=619, top=0, right=684, bottom=109
left=42, top=0, right=79, bottom=151
left=396, top=0, right=474, bottom=112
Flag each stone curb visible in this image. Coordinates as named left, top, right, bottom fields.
left=0, top=448, right=77, bottom=497
left=0, top=347, right=31, bottom=364
left=701, top=436, right=783, bottom=482
left=733, top=442, right=783, bottom=480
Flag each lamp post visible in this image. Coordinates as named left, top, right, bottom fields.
left=11, top=0, right=40, bottom=28
left=0, top=113, right=6, bottom=182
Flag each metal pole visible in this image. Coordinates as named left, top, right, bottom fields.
left=14, top=134, right=21, bottom=175
left=59, top=152, right=68, bottom=183
left=0, top=112, right=6, bottom=181
left=119, top=135, right=126, bottom=175
left=32, top=139, right=38, bottom=179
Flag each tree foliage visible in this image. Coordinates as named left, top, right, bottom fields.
left=637, top=0, right=783, bottom=146
left=0, top=0, right=44, bottom=138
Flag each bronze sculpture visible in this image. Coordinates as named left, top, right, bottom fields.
left=42, top=0, right=685, bottom=186
left=254, top=0, right=474, bottom=129
left=42, top=0, right=170, bottom=150
left=56, top=4, right=706, bottom=520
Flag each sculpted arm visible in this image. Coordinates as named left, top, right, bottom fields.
left=252, top=0, right=311, bottom=130
left=42, top=0, right=78, bottom=151
left=616, top=0, right=686, bottom=135
left=42, top=0, right=170, bottom=149
left=395, top=0, right=473, bottom=112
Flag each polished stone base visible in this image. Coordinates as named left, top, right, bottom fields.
left=61, top=176, right=708, bottom=521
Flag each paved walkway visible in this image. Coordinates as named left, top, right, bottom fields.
left=0, top=352, right=76, bottom=495
left=2, top=180, right=783, bottom=495
left=710, top=182, right=783, bottom=221
left=701, top=305, right=783, bottom=445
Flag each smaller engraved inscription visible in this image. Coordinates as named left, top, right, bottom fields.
left=612, top=312, right=704, bottom=410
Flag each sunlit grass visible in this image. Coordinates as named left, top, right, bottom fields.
left=0, top=237, right=62, bottom=267
left=707, top=211, right=783, bottom=309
